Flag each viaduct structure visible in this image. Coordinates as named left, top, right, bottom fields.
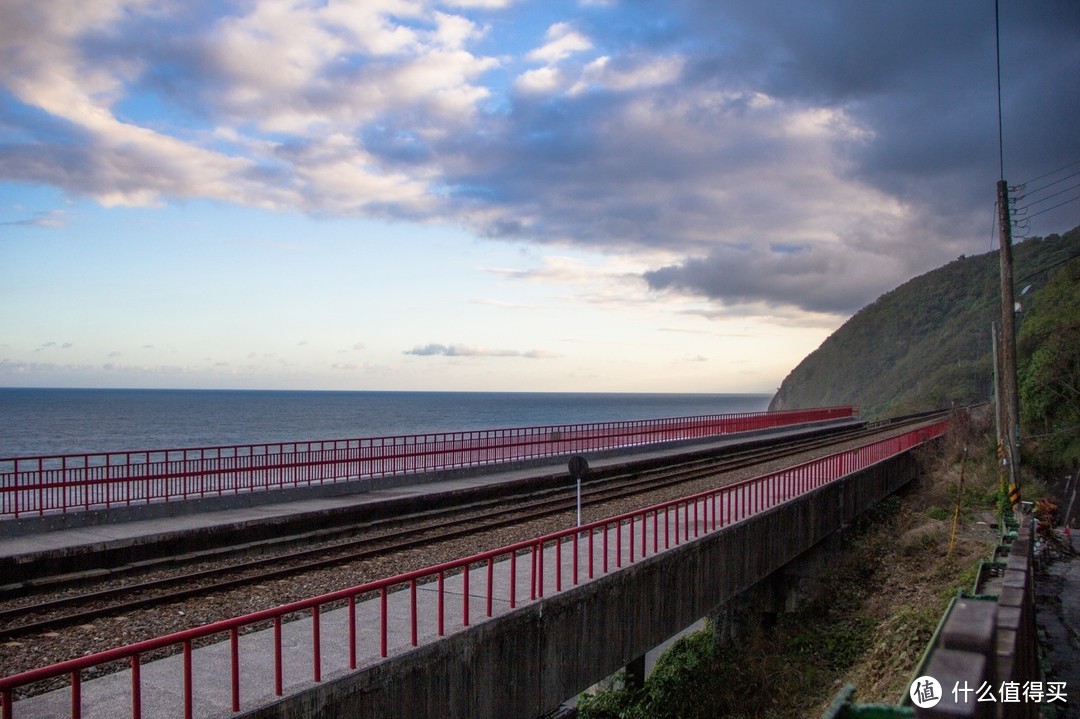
left=243, top=442, right=928, bottom=717
left=2, top=416, right=954, bottom=719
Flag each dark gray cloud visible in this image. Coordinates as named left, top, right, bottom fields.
left=672, top=0, right=1080, bottom=229
left=645, top=240, right=898, bottom=315
left=626, top=0, right=1079, bottom=310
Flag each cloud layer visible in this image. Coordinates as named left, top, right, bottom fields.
left=404, top=343, right=554, bottom=359
left=2, top=0, right=1077, bottom=317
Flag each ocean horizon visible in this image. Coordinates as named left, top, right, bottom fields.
left=0, top=387, right=773, bottom=459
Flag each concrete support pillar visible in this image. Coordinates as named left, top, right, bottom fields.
left=624, top=655, right=646, bottom=689
left=708, top=601, right=736, bottom=651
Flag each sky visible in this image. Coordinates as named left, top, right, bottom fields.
left=1, top=0, right=1078, bottom=394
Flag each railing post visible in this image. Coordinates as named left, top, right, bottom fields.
left=348, top=595, right=357, bottom=669
left=530, top=545, right=538, bottom=600
left=274, top=616, right=283, bottom=695
left=131, top=654, right=142, bottom=719
left=538, top=541, right=545, bottom=596
left=230, top=627, right=240, bottom=712
left=411, top=580, right=418, bottom=645
left=380, top=588, right=388, bottom=657
left=438, top=571, right=445, bottom=635
left=510, top=551, right=517, bottom=608
left=183, top=639, right=193, bottom=719
left=71, top=671, right=81, bottom=719
left=556, top=537, right=563, bottom=590
left=312, top=605, right=321, bottom=682
left=588, top=529, right=595, bottom=578
left=463, top=563, right=471, bottom=625
left=641, top=511, right=647, bottom=557
left=603, top=523, right=610, bottom=573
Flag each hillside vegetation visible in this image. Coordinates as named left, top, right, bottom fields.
left=769, top=225, right=1080, bottom=420
left=1017, top=249, right=1080, bottom=467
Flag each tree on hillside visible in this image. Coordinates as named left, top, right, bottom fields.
left=769, top=226, right=1080, bottom=420
left=1017, top=258, right=1080, bottom=467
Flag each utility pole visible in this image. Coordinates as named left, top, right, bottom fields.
left=997, top=179, right=1021, bottom=499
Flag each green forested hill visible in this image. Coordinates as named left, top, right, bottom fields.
left=768, top=225, right=1080, bottom=419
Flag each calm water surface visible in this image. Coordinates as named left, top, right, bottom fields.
left=0, top=389, right=771, bottom=458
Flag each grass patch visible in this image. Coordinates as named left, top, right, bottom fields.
left=925, top=505, right=949, bottom=521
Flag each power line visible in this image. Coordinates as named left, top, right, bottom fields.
left=989, top=204, right=1000, bottom=250
left=1023, top=423, right=1080, bottom=442
left=1015, top=170, right=1080, bottom=201
left=1017, top=181, right=1080, bottom=210
left=1018, top=159, right=1080, bottom=186
left=995, top=0, right=1005, bottom=181
left=1017, top=251, right=1080, bottom=285
left=1024, top=195, right=1080, bottom=221
left=1006, top=167, right=1080, bottom=238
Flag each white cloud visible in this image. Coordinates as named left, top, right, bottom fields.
left=526, top=22, right=593, bottom=63
left=443, top=0, right=515, bottom=7
left=0, top=1, right=497, bottom=211
left=570, top=55, right=684, bottom=95
left=287, top=134, right=436, bottom=214
left=207, top=2, right=497, bottom=135
left=514, top=66, right=563, bottom=95
left=1, top=209, right=69, bottom=228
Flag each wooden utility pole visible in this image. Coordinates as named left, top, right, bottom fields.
left=997, top=179, right=1021, bottom=497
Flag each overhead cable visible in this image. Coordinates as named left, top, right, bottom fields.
left=1018, top=159, right=1080, bottom=186
left=1013, top=171, right=1080, bottom=201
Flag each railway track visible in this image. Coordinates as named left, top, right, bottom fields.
left=0, top=414, right=943, bottom=640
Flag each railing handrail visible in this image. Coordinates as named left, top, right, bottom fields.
left=0, top=418, right=946, bottom=719
left=0, top=407, right=858, bottom=519
left=1, top=406, right=855, bottom=465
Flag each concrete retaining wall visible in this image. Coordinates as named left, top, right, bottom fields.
left=239, top=453, right=922, bottom=718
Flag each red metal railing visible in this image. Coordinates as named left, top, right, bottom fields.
left=0, top=419, right=945, bottom=719
left=0, top=407, right=855, bottom=519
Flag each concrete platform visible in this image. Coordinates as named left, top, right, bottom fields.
left=0, top=419, right=860, bottom=581
left=5, top=466, right=808, bottom=718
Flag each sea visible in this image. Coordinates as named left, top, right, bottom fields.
left=0, top=388, right=772, bottom=459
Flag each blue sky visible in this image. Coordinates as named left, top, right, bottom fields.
left=1, top=0, right=1077, bottom=393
